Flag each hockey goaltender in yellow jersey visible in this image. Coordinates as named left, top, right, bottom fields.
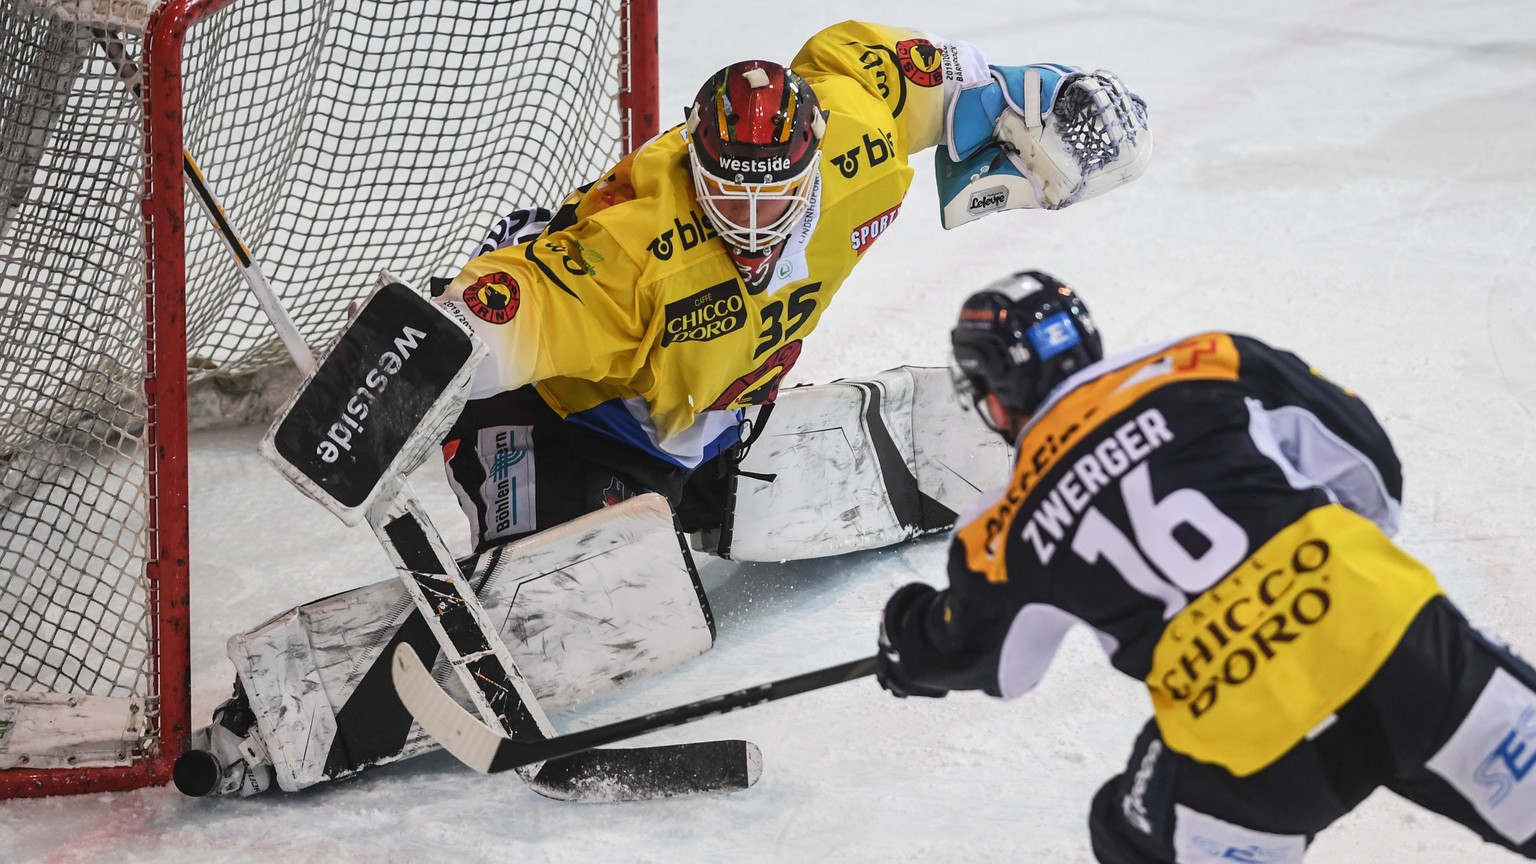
left=179, top=23, right=1153, bottom=802
left=439, top=22, right=943, bottom=441
left=435, top=21, right=1149, bottom=447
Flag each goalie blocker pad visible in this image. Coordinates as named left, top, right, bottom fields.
left=228, top=493, right=714, bottom=792
left=711, top=366, right=1010, bottom=562
left=260, top=274, right=485, bottom=525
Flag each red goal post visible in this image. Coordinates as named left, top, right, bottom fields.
left=0, top=0, right=657, bottom=798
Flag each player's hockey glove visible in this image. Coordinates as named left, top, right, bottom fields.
left=876, top=582, right=951, bottom=699
left=938, top=65, right=1151, bottom=228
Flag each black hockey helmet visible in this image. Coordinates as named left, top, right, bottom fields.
left=950, top=270, right=1102, bottom=437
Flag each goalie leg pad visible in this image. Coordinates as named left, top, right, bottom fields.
left=226, top=493, right=713, bottom=792
left=715, top=366, right=1009, bottom=562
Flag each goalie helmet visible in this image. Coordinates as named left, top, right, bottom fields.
left=686, top=60, right=827, bottom=254
left=950, top=270, right=1102, bottom=438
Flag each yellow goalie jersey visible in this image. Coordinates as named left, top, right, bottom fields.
left=433, top=21, right=989, bottom=466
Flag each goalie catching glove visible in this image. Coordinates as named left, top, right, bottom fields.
left=938, top=64, right=1151, bottom=227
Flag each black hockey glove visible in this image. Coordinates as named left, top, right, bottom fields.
left=876, top=582, right=950, bottom=699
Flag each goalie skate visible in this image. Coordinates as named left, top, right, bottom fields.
left=172, top=683, right=271, bottom=798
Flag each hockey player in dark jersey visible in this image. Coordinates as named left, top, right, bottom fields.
left=876, top=270, right=1536, bottom=862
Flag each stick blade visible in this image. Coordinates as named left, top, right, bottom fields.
left=392, top=643, right=764, bottom=801
left=391, top=642, right=506, bottom=773
left=529, top=740, right=762, bottom=802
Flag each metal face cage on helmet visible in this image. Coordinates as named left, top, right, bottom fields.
left=949, top=270, right=1103, bottom=436
left=686, top=60, right=828, bottom=253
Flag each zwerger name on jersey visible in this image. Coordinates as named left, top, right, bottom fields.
left=1018, top=407, right=1175, bottom=563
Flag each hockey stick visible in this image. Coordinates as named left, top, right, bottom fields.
left=95, top=30, right=317, bottom=372
left=393, top=642, right=875, bottom=774
left=95, top=33, right=758, bottom=800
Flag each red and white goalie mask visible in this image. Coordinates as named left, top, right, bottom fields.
left=686, top=60, right=827, bottom=256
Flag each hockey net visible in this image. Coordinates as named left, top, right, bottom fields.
left=0, top=0, right=657, bottom=797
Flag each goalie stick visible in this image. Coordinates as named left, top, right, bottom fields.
left=93, top=32, right=759, bottom=801
left=393, top=642, right=875, bottom=774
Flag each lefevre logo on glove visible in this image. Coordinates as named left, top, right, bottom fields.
left=967, top=186, right=1007, bottom=214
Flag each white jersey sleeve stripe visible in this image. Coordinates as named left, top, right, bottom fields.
left=997, top=603, right=1120, bottom=699
left=1245, top=396, right=1402, bottom=536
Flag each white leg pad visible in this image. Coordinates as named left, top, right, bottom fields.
left=228, top=493, right=712, bottom=791
left=720, top=366, right=1008, bottom=562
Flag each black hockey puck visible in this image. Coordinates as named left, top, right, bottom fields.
left=172, top=748, right=222, bottom=797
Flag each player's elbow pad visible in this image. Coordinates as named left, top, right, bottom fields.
left=937, top=64, right=1152, bottom=228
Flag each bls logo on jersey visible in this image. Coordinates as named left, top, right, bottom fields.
left=851, top=205, right=900, bottom=254
left=648, top=210, right=719, bottom=260
left=831, top=130, right=895, bottom=179
left=662, top=279, right=747, bottom=345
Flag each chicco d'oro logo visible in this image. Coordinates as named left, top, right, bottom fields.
left=463, top=272, right=519, bottom=324
left=662, top=279, right=746, bottom=346
left=895, top=39, right=943, bottom=87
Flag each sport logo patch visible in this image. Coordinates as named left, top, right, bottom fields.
left=662, top=279, right=747, bottom=345
left=895, top=39, right=942, bottom=87
left=602, top=477, right=631, bottom=507
left=463, top=272, right=519, bottom=324
left=851, top=205, right=899, bottom=254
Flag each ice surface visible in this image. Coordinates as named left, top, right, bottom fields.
left=6, top=1, right=1536, bottom=861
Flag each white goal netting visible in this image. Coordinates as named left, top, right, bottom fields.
left=1, top=0, right=644, bottom=792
